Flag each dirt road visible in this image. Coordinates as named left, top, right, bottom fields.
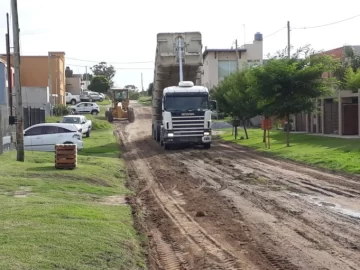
left=117, top=104, right=360, bottom=270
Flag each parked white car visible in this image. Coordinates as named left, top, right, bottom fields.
left=59, top=115, right=92, bottom=137
left=69, top=102, right=100, bottom=115
left=89, top=92, right=103, bottom=102
left=80, top=91, right=103, bottom=102
left=23, top=123, right=83, bottom=152
left=65, top=92, right=81, bottom=105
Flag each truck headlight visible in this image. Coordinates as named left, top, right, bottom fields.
left=168, top=133, right=174, bottom=137
left=204, top=132, right=210, bottom=136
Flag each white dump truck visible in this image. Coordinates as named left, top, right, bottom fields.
left=151, top=32, right=217, bottom=150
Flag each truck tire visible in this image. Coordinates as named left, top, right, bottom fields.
left=71, top=99, right=77, bottom=105
left=128, top=107, right=135, bottom=123
left=156, top=126, right=161, bottom=142
left=164, top=143, right=171, bottom=150
left=203, top=143, right=211, bottom=149
left=152, top=126, right=155, bottom=140
left=108, top=114, right=114, bottom=123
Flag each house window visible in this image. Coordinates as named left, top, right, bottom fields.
left=218, top=60, right=237, bottom=82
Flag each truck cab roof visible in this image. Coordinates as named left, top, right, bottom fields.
left=164, top=81, right=208, bottom=94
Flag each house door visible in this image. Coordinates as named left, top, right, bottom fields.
left=343, top=104, right=358, bottom=135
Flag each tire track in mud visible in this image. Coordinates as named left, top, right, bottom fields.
left=169, top=153, right=305, bottom=270
left=174, top=148, right=360, bottom=269
left=145, top=148, right=302, bottom=270
left=216, top=142, right=360, bottom=192
left=118, top=129, right=244, bottom=269
left=118, top=104, right=360, bottom=270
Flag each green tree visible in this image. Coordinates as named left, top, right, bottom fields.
left=82, top=73, right=93, bottom=81
left=128, top=89, right=141, bottom=100
left=88, top=76, right=110, bottom=93
left=333, top=46, right=360, bottom=89
left=91, top=62, right=116, bottom=86
left=124, top=85, right=137, bottom=90
left=212, top=70, right=259, bottom=139
left=344, top=67, right=360, bottom=91
left=252, top=45, right=338, bottom=146
left=147, top=82, right=153, bottom=96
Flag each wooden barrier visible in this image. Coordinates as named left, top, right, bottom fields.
left=55, top=144, right=77, bottom=169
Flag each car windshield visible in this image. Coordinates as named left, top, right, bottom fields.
left=164, top=96, right=209, bottom=112
left=62, top=117, right=81, bottom=124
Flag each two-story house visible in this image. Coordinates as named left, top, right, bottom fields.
left=0, top=51, right=66, bottom=105
left=201, top=32, right=263, bottom=89
left=295, top=45, right=360, bottom=137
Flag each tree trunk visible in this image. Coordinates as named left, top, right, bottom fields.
left=235, top=126, right=238, bottom=139
left=263, top=117, right=268, bottom=143
left=231, top=116, right=234, bottom=136
left=286, top=113, right=290, bottom=147
left=243, top=117, right=249, bottom=139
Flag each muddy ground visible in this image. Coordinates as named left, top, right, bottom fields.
left=116, top=103, right=360, bottom=270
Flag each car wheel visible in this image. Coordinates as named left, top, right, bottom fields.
left=91, top=110, right=98, bottom=116
left=71, top=99, right=76, bottom=105
left=86, top=129, right=90, bottom=137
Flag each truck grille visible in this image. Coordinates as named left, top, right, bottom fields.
left=171, top=115, right=205, bottom=137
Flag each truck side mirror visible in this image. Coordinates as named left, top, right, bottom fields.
left=210, top=100, right=217, bottom=110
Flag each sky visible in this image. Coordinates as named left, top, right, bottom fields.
left=0, top=0, right=359, bottom=89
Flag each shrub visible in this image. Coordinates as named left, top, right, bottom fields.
left=90, top=118, right=112, bottom=131
left=52, top=105, right=73, bottom=116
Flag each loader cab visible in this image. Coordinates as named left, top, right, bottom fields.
left=113, top=89, right=129, bottom=102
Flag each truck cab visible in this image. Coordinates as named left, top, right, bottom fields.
left=156, top=81, right=216, bottom=149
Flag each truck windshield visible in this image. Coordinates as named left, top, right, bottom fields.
left=62, top=117, right=81, bottom=124
left=165, top=96, right=209, bottom=112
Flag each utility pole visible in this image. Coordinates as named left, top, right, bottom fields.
left=235, top=39, right=239, bottom=70
left=6, top=13, right=13, bottom=116
left=55, top=56, right=58, bottom=104
left=48, top=53, right=53, bottom=104
left=11, top=0, right=24, bottom=161
left=287, top=21, right=291, bottom=58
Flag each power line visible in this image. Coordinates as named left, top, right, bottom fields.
left=65, top=57, right=153, bottom=64
left=241, top=26, right=286, bottom=44
left=264, top=26, right=286, bottom=38
left=66, top=63, right=153, bottom=70
left=292, top=14, right=360, bottom=30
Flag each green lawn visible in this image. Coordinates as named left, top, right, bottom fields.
left=0, top=125, right=145, bottom=269
left=96, top=99, right=111, bottom=106
left=221, top=128, right=360, bottom=174
left=137, top=96, right=151, bottom=106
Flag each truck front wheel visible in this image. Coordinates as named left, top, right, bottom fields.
left=164, top=143, right=171, bottom=150
left=203, top=143, right=211, bottom=149
left=71, top=99, right=77, bottom=105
